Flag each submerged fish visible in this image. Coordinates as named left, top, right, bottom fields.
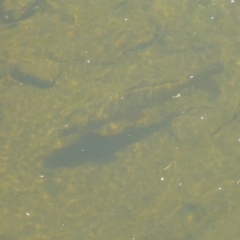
left=45, top=109, right=183, bottom=168
left=60, top=61, right=223, bottom=137
left=0, top=0, right=41, bottom=27
left=44, top=62, right=224, bottom=167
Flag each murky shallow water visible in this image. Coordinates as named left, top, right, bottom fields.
left=0, top=0, right=240, bottom=239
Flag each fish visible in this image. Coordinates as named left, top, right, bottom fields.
left=44, top=109, right=184, bottom=168
left=10, top=64, right=56, bottom=89
left=0, top=0, right=41, bottom=27
left=60, top=61, right=223, bottom=137
left=44, top=62, right=224, bottom=167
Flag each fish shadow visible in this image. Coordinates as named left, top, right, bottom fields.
left=44, top=120, right=172, bottom=169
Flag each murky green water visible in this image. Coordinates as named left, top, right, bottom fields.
left=1, top=0, right=240, bottom=239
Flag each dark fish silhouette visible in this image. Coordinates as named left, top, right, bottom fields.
left=44, top=110, right=182, bottom=168
left=60, top=61, right=223, bottom=137
left=10, top=65, right=56, bottom=89
left=44, top=62, right=224, bottom=168
left=0, top=0, right=41, bottom=27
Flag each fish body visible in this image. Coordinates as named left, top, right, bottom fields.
left=0, top=0, right=41, bottom=27
left=60, top=62, right=223, bottom=138
left=45, top=109, right=182, bottom=168
left=44, top=62, right=224, bottom=167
